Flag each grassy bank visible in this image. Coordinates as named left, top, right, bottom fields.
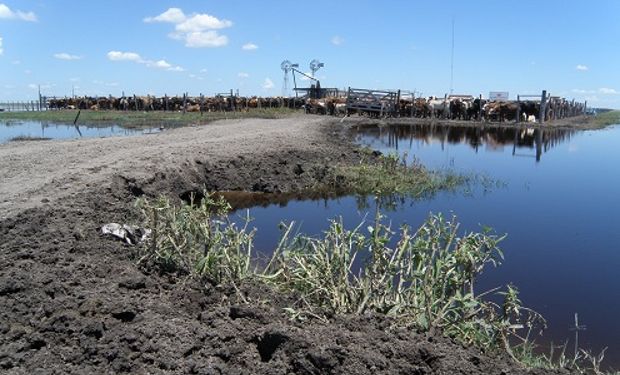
left=0, top=108, right=298, bottom=128
left=593, top=110, right=620, bottom=127
left=132, top=193, right=614, bottom=373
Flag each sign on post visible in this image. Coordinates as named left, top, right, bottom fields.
left=489, top=91, right=509, bottom=101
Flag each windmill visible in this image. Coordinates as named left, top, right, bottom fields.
left=309, top=59, right=324, bottom=78
left=281, top=60, right=299, bottom=97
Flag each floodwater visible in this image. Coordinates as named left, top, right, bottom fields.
left=230, top=123, right=620, bottom=368
left=0, top=120, right=162, bottom=143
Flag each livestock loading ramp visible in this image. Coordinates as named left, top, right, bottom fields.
left=346, top=87, right=400, bottom=117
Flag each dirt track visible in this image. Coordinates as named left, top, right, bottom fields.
left=0, top=116, right=568, bottom=374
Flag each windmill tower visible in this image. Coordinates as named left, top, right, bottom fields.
left=281, top=60, right=299, bottom=97
left=309, top=59, right=324, bottom=78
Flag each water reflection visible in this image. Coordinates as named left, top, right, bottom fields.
left=228, top=123, right=620, bottom=369
left=352, top=124, right=575, bottom=163
left=0, top=120, right=162, bottom=143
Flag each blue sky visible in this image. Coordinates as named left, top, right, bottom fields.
left=1, top=0, right=619, bottom=108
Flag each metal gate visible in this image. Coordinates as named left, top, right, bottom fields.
left=345, top=87, right=400, bottom=116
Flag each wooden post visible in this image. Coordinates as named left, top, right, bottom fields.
left=410, top=92, right=415, bottom=117
left=200, top=93, right=204, bottom=115
left=516, top=95, right=521, bottom=123
left=164, top=94, right=169, bottom=111
left=539, top=90, right=547, bottom=124
left=443, top=93, right=448, bottom=119
left=182, top=93, right=187, bottom=114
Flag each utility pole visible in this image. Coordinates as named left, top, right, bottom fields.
left=450, top=17, right=455, bottom=95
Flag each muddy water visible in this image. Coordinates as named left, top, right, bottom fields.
left=229, top=123, right=620, bottom=367
left=0, top=120, right=161, bottom=143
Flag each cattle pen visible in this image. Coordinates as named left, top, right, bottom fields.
left=3, top=88, right=589, bottom=125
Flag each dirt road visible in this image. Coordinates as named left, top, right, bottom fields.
left=0, top=116, right=343, bottom=219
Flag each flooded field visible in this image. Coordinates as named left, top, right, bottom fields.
left=0, top=120, right=162, bottom=143
left=230, top=123, right=620, bottom=366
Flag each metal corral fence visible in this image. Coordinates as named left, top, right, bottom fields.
left=0, top=100, right=47, bottom=112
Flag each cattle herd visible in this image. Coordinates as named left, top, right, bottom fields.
left=46, top=92, right=587, bottom=123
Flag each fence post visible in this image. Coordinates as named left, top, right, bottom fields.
left=200, top=93, right=204, bottom=114
left=539, top=90, right=547, bottom=124
left=183, top=93, right=187, bottom=114
left=516, top=95, right=521, bottom=123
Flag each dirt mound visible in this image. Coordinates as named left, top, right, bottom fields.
left=0, top=117, right=569, bottom=374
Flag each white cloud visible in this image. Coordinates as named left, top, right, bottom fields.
left=576, top=64, right=588, bottom=71
left=238, top=72, right=249, bottom=78
left=242, top=43, right=258, bottom=51
left=144, top=8, right=231, bottom=48
left=176, top=13, right=232, bottom=32
left=262, top=78, right=274, bottom=89
left=0, top=36, right=3, bottom=55
left=107, top=51, right=183, bottom=71
left=571, top=89, right=594, bottom=94
left=188, top=74, right=204, bottom=80
left=0, top=3, right=37, bottom=22
left=572, top=88, right=618, bottom=95
left=28, top=83, right=54, bottom=90
left=53, top=52, right=82, bottom=61
left=92, top=80, right=118, bottom=87
left=184, top=31, right=228, bottom=48
left=200, top=68, right=208, bottom=73
left=150, top=59, right=171, bottom=69
left=331, top=35, right=344, bottom=46
left=144, top=8, right=186, bottom=23
left=107, top=51, right=143, bottom=62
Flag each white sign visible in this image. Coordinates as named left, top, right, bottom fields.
left=489, top=91, right=509, bottom=101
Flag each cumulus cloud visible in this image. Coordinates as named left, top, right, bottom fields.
left=576, top=64, right=588, bottom=71
left=331, top=35, right=344, bottom=46
left=242, top=43, right=258, bottom=51
left=184, top=31, right=228, bottom=48
left=598, top=87, right=618, bottom=95
left=262, top=78, right=274, bottom=90
left=107, top=50, right=183, bottom=71
left=238, top=72, right=249, bottom=78
left=0, top=3, right=37, bottom=22
left=143, top=7, right=186, bottom=23
left=176, top=14, right=232, bottom=32
left=145, top=8, right=232, bottom=48
left=54, top=52, right=82, bottom=61
left=107, top=51, right=142, bottom=62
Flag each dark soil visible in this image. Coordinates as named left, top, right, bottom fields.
left=0, top=117, right=570, bottom=374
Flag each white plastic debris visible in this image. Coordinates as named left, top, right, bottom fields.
left=100, top=223, right=151, bottom=245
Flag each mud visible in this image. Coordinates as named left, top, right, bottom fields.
left=0, top=116, right=570, bottom=374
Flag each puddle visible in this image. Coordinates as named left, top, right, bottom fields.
left=228, top=123, right=620, bottom=367
left=0, top=120, right=163, bottom=143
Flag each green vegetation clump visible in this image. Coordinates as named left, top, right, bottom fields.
left=135, top=194, right=255, bottom=285
left=593, top=110, right=620, bottom=127
left=133, top=192, right=614, bottom=373
left=335, top=151, right=467, bottom=199
left=0, top=108, right=298, bottom=128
